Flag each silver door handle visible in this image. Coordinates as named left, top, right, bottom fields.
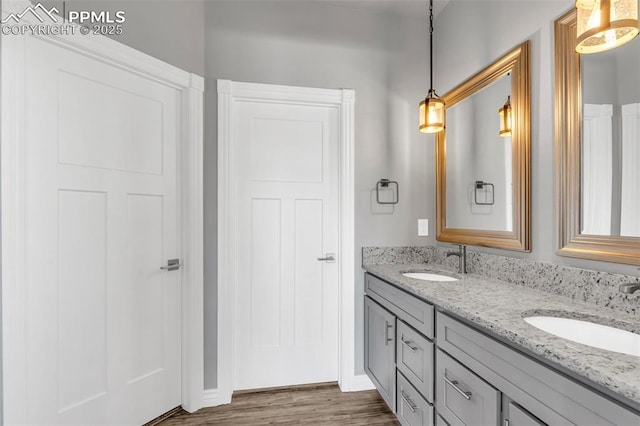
left=400, top=391, right=418, bottom=413
left=161, top=259, right=181, bottom=271
left=317, top=253, right=335, bottom=263
left=384, top=321, right=393, bottom=345
left=444, top=376, right=472, bottom=400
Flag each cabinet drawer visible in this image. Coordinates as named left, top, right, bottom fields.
left=436, top=349, right=500, bottom=426
left=507, top=401, right=547, bottom=426
left=397, top=320, right=434, bottom=403
left=397, top=371, right=435, bottom=426
left=365, top=273, right=434, bottom=339
left=435, top=415, right=449, bottom=426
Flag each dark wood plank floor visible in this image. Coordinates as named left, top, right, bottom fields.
left=158, top=382, right=399, bottom=425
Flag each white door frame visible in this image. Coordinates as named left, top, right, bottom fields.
left=1, top=2, right=205, bottom=421
left=217, top=79, right=363, bottom=405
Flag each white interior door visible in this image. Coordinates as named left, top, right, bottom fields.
left=232, top=98, right=340, bottom=390
left=22, top=36, right=181, bottom=425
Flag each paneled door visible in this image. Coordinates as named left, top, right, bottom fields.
left=233, top=98, right=340, bottom=390
left=21, top=36, right=181, bottom=425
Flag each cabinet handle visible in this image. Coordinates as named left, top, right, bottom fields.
left=505, top=420, right=510, bottom=426
left=444, top=376, right=472, bottom=400
left=384, top=321, right=393, bottom=345
left=400, top=391, right=418, bottom=413
left=401, top=337, right=418, bottom=352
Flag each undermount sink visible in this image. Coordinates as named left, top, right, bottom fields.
left=524, top=316, right=640, bottom=357
left=402, top=272, right=458, bottom=282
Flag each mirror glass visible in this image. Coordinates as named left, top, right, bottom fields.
left=555, top=10, right=639, bottom=265
left=436, top=41, right=530, bottom=252
left=445, top=74, right=513, bottom=232
left=580, top=36, right=640, bottom=237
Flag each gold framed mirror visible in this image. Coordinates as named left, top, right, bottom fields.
left=436, top=41, right=531, bottom=252
left=555, top=10, right=640, bottom=265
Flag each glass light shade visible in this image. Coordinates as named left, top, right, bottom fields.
left=576, top=0, right=639, bottom=54
left=498, top=96, right=512, bottom=137
left=419, top=94, right=445, bottom=133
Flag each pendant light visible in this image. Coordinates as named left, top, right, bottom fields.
left=419, top=0, right=445, bottom=133
left=575, top=0, right=639, bottom=54
left=498, top=96, right=512, bottom=137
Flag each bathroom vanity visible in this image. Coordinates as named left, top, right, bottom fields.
left=363, top=265, right=640, bottom=425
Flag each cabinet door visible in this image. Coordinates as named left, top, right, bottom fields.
left=364, top=296, right=396, bottom=411
left=436, top=349, right=500, bottom=426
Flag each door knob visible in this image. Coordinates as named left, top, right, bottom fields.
left=160, top=259, right=181, bottom=271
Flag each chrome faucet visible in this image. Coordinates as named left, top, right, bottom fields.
left=619, top=283, right=640, bottom=294
left=447, top=244, right=467, bottom=274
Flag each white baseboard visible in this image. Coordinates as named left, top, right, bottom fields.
left=202, top=388, right=232, bottom=407
left=203, top=375, right=374, bottom=408
left=339, top=374, right=375, bottom=392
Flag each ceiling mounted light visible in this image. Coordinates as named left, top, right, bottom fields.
left=499, top=96, right=512, bottom=137
left=419, top=0, right=445, bottom=133
left=575, top=0, right=639, bottom=54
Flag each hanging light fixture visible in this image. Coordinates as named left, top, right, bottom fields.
left=498, top=96, right=512, bottom=137
left=419, top=0, right=445, bottom=133
left=575, top=0, right=639, bottom=54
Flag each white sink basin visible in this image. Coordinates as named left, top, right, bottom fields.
left=402, top=272, right=458, bottom=282
left=524, top=316, right=640, bottom=357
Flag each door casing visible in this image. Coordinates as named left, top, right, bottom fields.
left=217, top=79, right=371, bottom=406
left=0, top=1, right=205, bottom=421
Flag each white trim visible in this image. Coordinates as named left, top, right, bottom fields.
left=1, top=3, right=205, bottom=421
left=202, top=389, right=223, bottom=408
left=179, top=79, right=205, bottom=413
left=217, top=80, right=357, bottom=404
left=340, top=374, right=375, bottom=392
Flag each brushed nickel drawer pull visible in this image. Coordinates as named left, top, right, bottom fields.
left=444, top=376, right=472, bottom=400
left=400, top=391, right=418, bottom=413
left=401, top=337, right=418, bottom=352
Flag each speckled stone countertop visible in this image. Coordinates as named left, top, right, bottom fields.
left=363, top=262, right=640, bottom=409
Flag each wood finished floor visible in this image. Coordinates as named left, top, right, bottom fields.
left=158, top=382, right=399, bottom=425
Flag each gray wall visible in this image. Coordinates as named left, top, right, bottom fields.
left=35, top=0, right=205, bottom=75
left=433, top=0, right=640, bottom=277
left=203, top=0, right=433, bottom=388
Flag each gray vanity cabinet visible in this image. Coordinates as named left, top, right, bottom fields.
left=364, top=296, right=396, bottom=411
left=365, top=273, right=437, bottom=425
left=363, top=272, right=639, bottom=426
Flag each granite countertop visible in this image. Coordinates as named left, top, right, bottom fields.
left=363, top=262, right=640, bottom=408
